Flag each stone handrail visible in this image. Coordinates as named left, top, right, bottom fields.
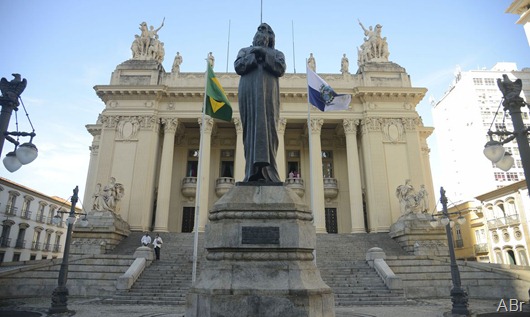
left=366, top=247, right=403, bottom=291
left=116, top=246, right=153, bottom=290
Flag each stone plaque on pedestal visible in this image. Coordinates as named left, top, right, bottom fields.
left=185, top=184, right=335, bottom=317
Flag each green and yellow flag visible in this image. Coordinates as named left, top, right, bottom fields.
left=205, top=64, right=232, bottom=122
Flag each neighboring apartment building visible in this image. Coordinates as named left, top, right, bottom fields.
left=448, top=201, right=490, bottom=263
left=0, top=177, right=80, bottom=262
left=432, top=63, right=530, bottom=201
left=476, top=180, right=530, bottom=266
left=449, top=180, right=530, bottom=266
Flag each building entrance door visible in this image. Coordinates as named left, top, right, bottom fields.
left=325, top=208, right=338, bottom=233
left=182, top=207, right=195, bottom=233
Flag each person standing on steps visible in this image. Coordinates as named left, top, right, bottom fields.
left=153, top=233, right=163, bottom=260
left=141, top=232, right=151, bottom=246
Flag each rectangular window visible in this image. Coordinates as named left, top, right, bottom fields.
left=322, top=151, right=333, bottom=178
left=484, top=78, right=495, bottom=86
left=220, top=150, right=234, bottom=177
left=473, top=78, right=483, bottom=85
left=186, top=149, right=199, bottom=177
left=494, top=172, right=506, bottom=182
left=506, top=172, right=519, bottom=181
left=325, top=208, right=338, bottom=234
left=287, top=150, right=300, bottom=179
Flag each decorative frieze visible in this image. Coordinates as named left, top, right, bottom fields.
left=343, top=119, right=359, bottom=134
left=160, top=117, right=179, bottom=133
left=382, top=118, right=405, bottom=143
left=100, top=115, right=160, bottom=136
left=198, top=117, right=214, bottom=134
left=277, top=117, right=287, bottom=134
left=309, top=118, right=324, bottom=134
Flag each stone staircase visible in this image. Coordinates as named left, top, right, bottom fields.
left=316, top=233, right=410, bottom=306
left=107, top=232, right=410, bottom=306
left=0, top=254, right=135, bottom=298
left=385, top=255, right=530, bottom=299
left=108, top=232, right=204, bottom=305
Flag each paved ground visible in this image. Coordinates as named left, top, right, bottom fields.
left=0, top=297, right=523, bottom=317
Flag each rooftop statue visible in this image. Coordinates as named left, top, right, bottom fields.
left=357, top=20, right=389, bottom=66
left=131, top=18, right=166, bottom=63
left=0, top=74, right=27, bottom=107
left=497, top=74, right=524, bottom=109
left=234, top=23, right=286, bottom=182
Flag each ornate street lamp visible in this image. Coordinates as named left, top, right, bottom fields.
left=483, top=74, right=530, bottom=195
left=430, top=187, right=470, bottom=316
left=0, top=74, right=38, bottom=172
left=48, top=186, right=88, bottom=315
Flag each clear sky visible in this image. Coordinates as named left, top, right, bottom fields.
left=1, top=0, right=528, bottom=205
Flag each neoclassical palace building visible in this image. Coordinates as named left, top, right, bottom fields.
left=83, top=22, right=434, bottom=235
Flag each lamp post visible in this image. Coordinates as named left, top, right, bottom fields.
left=483, top=74, right=530, bottom=195
left=49, top=186, right=88, bottom=315
left=0, top=74, right=38, bottom=172
left=430, top=187, right=470, bottom=316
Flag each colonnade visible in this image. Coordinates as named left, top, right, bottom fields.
left=151, top=116, right=366, bottom=234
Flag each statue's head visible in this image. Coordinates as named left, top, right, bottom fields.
left=253, top=23, right=275, bottom=48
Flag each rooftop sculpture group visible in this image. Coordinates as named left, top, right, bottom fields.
left=131, top=19, right=166, bottom=63
left=357, top=20, right=389, bottom=66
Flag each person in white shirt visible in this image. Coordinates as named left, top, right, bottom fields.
left=141, top=232, right=151, bottom=246
left=153, top=233, right=163, bottom=260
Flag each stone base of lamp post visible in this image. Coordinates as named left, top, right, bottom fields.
left=70, top=210, right=130, bottom=255
left=389, top=212, right=449, bottom=256
left=48, top=285, right=72, bottom=315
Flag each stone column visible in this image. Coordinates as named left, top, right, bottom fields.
left=277, top=118, right=287, bottom=181
left=343, top=119, right=365, bottom=233
left=233, top=117, right=245, bottom=182
left=153, top=118, right=179, bottom=232
left=197, top=117, right=214, bottom=232
left=83, top=125, right=101, bottom=210
left=309, top=118, right=326, bottom=233
left=360, top=117, right=391, bottom=232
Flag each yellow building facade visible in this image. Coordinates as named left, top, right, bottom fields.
left=83, top=26, right=434, bottom=235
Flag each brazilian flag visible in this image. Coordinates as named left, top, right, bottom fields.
left=205, top=64, right=232, bottom=122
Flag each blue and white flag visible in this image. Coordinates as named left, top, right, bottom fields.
left=307, top=67, right=351, bottom=111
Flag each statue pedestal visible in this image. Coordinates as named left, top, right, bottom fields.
left=71, top=210, right=130, bottom=255
left=389, top=213, right=448, bottom=257
left=185, top=184, right=335, bottom=317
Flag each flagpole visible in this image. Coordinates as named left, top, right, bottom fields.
left=191, top=58, right=210, bottom=284
left=306, top=64, right=317, bottom=264
left=292, top=20, right=296, bottom=74
left=226, top=20, right=231, bottom=73
left=260, top=0, right=263, bottom=23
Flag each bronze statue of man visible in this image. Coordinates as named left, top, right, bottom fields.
left=234, top=23, right=286, bottom=182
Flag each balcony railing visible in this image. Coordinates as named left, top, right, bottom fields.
left=36, top=213, right=46, bottom=223
left=32, top=241, right=41, bottom=251
left=487, top=214, right=520, bottom=229
left=0, top=237, right=11, bottom=248
left=181, top=177, right=197, bottom=200
left=15, top=239, right=26, bottom=249
left=323, top=178, right=339, bottom=200
left=53, top=244, right=62, bottom=253
left=474, top=243, right=489, bottom=255
left=215, top=177, right=235, bottom=197
left=21, top=210, right=32, bottom=220
left=285, top=177, right=305, bottom=197
left=43, top=243, right=51, bottom=252
left=5, top=206, right=18, bottom=216
left=455, top=239, right=464, bottom=248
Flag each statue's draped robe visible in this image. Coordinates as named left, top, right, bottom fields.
left=235, top=46, right=286, bottom=182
